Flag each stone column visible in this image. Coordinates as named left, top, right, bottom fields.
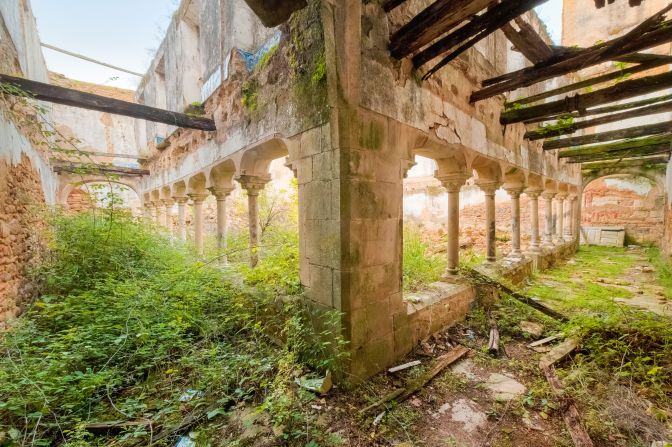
left=153, top=201, right=162, bottom=224
left=143, top=203, right=153, bottom=223
left=542, top=192, right=555, bottom=246
left=175, top=197, right=188, bottom=241
left=505, top=187, right=525, bottom=258
left=163, top=199, right=174, bottom=231
left=209, top=187, right=234, bottom=262
left=238, top=175, right=270, bottom=267
left=564, top=195, right=574, bottom=241
left=188, top=193, right=208, bottom=255
left=525, top=189, right=542, bottom=253
left=555, top=194, right=566, bottom=244
left=478, top=182, right=500, bottom=263
left=437, top=174, right=469, bottom=277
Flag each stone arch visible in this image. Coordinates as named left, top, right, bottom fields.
left=171, top=180, right=187, bottom=199
left=57, top=174, right=141, bottom=207
left=207, top=159, right=237, bottom=190
left=471, top=156, right=504, bottom=183
left=239, top=137, right=291, bottom=177
left=581, top=165, right=666, bottom=192
left=187, top=172, right=208, bottom=195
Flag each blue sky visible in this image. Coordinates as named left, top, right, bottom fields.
left=31, top=0, right=564, bottom=91
left=32, top=0, right=178, bottom=90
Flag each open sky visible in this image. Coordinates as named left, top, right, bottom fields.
left=31, top=0, right=564, bottom=92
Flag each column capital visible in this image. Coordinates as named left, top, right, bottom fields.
left=541, top=191, right=556, bottom=200
left=476, top=180, right=501, bottom=195
left=504, top=186, right=525, bottom=198
left=556, top=193, right=568, bottom=200
left=436, top=173, right=470, bottom=192
left=237, top=174, right=271, bottom=196
left=151, top=200, right=163, bottom=208
left=208, top=186, right=235, bottom=200
left=187, top=193, right=209, bottom=204
left=162, top=198, right=175, bottom=207
left=173, top=196, right=189, bottom=205
left=524, top=187, right=543, bottom=198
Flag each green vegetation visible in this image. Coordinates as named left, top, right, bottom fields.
left=402, top=225, right=447, bottom=292
left=536, top=115, right=575, bottom=136
left=256, top=44, right=278, bottom=71
left=646, top=246, right=672, bottom=300
left=240, top=80, right=258, bottom=112
left=0, top=210, right=345, bottom=446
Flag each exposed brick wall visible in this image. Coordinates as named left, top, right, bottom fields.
left=0, top=154, right=46, bottom=328
left=582, top=177, right=664, bottom=244
left=66, top=187, right=94, bottom=213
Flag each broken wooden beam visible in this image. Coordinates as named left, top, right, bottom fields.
left=500, top=70, right=672, bottom=125
left=471, top=5, right=672, bottom=101
left=539, top=337, right=580, bottom=369
left=526, top=101, right=672, bottom=140
left=528, top=333, right=564, bottom=348
left=523, top=93, right=672, bottom=125
left=488, top=327, right=500, bottom=356
left=0, top=73, right=216, bottom=131
left=360, top=346, right=469, bottom=414
left=558, top=133, right=672, bottom=157
left=383, top=0, right=408, bottom=12
left=389, top=0, right=496, bottom=59
left=465, top=268, right=569, bottom=322
left=542, top=366, right=595, bottom=447
left=543, top=120, right=672, bottom=150
left=413, top=0, right=548, bottom=78
left=508, top=60, right=668, bottom=108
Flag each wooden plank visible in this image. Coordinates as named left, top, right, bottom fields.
left=52, top=162, right=150, bottom=176
left=0, top=73, right=216, bottom=131
left=528, top=333, right=564, bottom=348
left=564, top=144, right=672, bottom=163
left=390, top=0, right=496, bottom=59
left=526, top=101, right=672, bottom=140
left=542, top=366, right=595, bottom=447
left=383, top=0, right=407, bottom=12
left=523, top=93, right=672, bottom=125
left=500, top=70, right=672, bottom=125
left=508, top=60, right=667, bottom=107
left=581, top=155, right=670, bottom=170
left=471, top=5, right=672, bottom=101
left=539, top=337, right=580, bottom=369
left=502, top=18, right=553, bottom=64
left=558, top=133, right=672, bottom=157
left=54, top=149, right=147, bottom=161
left=413, top=0, right=548, bottom=75
left=543, top=120, right=672, bottom=150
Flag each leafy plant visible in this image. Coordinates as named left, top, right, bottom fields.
left=403, top=224, right=447, bottom=292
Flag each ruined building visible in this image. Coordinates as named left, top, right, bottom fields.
left=2, top=0, right=672, bottom=380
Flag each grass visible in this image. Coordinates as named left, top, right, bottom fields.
left=402, top=224, right=447, bottom=292
left=646, top=246, right=672, bottom=300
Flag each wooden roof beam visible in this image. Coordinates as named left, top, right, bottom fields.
left=0, top=73, right=216, bottom=131
left=500, top=70, right=672, bottom=125
left=558, top=134, right=672, bottom=161
left=526, top=101, right=672, bottom=140
left=564, top=144, right=671, bottom=163
left=543, top=120, right=672, bottom=150
left=581, top=155, right=670, bottom=170
left=502, top=17, right=553, bottom=63
left=52, top=162, right=150, bottom=177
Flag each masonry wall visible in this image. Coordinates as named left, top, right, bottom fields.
left=582, top=176, right=665, bottom=245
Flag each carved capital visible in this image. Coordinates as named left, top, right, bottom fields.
left=187, top=193, right=209, bottom=204
left=237, top=174, right=271, bottom=196
left=504, top=186, right=525, bottom=199
left=208, top=186, right=235, bottom=200
left=436, top=173, right=469, bottom=193
left=173, top=196, right=189, bottom=205
left=541, top=191, right=556, bottom=201
left=524, top=188, right=543, bottom=199
left=476, top=180, right=501, bottom=196
left=162, top=198, right=175, bottom=207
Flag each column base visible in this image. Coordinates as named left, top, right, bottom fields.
left=441, top=270, right=460, bottom=283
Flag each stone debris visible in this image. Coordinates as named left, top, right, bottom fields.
left=295, top=370, right=332, bottom=395
left=484, top=373, right=527, bottom=401
left=450, top=358, right=478, bottom=381
left=449, top=399, right=487, bottom=433
left=519, top=321, right=544, bottom=337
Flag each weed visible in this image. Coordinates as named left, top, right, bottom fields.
left=402, top=224, right=447, bottom=292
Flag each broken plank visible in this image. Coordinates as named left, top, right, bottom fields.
left=528, top=333, right=564, bottom=348
left=542, top=366, right=595, bottom=447
left=389, top=0, right=496, bottom=59
left=0, top=73, right=216, bottom=131
left=543, top=120, right=672, bottom=150
left=388, top=360, right=422, bottom=373
left=488, top=327, right=500, bottom=356
left=539, top=337, right=580, bottom=369
left=359, top=346, right=469, bottom=414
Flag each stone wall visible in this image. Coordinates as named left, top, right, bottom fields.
left=0, top=155, right=46, bottom=329
left=582, top=176, right=664, bottom=244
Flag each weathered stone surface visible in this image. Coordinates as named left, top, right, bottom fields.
left=484, top=373, right=527, bottom=401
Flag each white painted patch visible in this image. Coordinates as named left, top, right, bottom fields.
left=604, top=177, right=652, bottom=195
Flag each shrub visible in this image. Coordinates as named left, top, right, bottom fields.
left=403, top=225, right=446, bottom=292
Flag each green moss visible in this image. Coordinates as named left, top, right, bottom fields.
left=241, top=80, right=258, bottom=112
left=256, top=44, right=279, bottom=71
left=311, top=52, right=326, bottom=85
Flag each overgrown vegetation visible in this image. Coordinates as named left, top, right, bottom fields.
left=0, top=210, right=346, bottom=446
left=402, top=225, right=447, bottom=292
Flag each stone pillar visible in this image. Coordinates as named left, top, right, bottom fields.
left=505, top=187, right=525, bottom=258
left=478, top=182, right=500, bottom=263
left=555, top=194, right=566, bottom=244
left=525, top=189, right=542, bottom=253
left=143, top=203, right=153, bottom=223
left=188, top=193, right=208, bottom=255
left=163, top=199, right=174, bottom=231
left=209, top=187, right=234, bottom=262
left=174, top=197, right=188, bottom=241
left=542, top=192, right=555, bottom=246
left=153, top=201, right=162, bottom=224
left=437, top=174, right=469, bottom=276
left=564, top=195, right=573, bottom=241
left=238, top=175, right=270, bottom=267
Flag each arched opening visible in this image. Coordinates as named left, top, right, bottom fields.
left=582, top=174, right=665, bottom=246
left=65, top=182, right=141, bottom=213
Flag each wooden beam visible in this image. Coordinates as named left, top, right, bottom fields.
left=581, top=155, right=670, bottom=170
left=54, top=149, right=148, bottom=161
left=526, top=101, right=672, bottom=140
left=550, top=45, right=672, bottom=65
left=0, top=73, right=216, bottom=131
left=383, top=0, right=408, bottom=12
left=413, top=0, right=548, bottom=78
left=508, top=60, right=668, bottom=107
left=52, top=162, right=150, bottom=176
left=471, top=5, right=672, bottom=101
left=502, top=17, right=553, bottom=64
left=559, top=133, right=672, bottom=157
left=500, top=70, right=672, bottom=125
left=523, top=93, right=672, bottom=124
left=565, top=144, right=671, bottom=163
left=543, top=120, right=672, bottom=150
left=389, top=0, right=496, bottom=59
